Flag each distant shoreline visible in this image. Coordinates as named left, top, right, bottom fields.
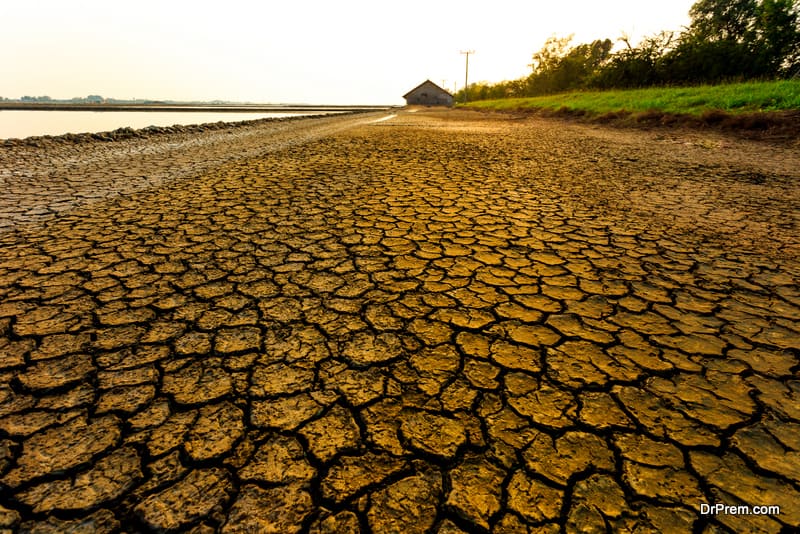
left=0, top=102, right=395, bottom=113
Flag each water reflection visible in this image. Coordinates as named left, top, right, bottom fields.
left=0, top=110, right=316, bottom=139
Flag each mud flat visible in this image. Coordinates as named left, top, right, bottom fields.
left=0, top=109, right=799, bottom=532
left=0, top=112, right=385, bottom=230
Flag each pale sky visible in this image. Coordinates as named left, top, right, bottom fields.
left=2, top=1, right=695, bottom=105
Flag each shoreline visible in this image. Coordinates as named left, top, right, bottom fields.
left=1, top=109, right=374, bottom=146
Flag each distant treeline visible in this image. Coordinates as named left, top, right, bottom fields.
left=2, top=95, right=153, bottom=104
left=0, top=95, right=235, bottom=105
left=455, top=0, right=800, bottom=101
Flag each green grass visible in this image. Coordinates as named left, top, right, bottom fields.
left=461, top=80, right=800, bottom=116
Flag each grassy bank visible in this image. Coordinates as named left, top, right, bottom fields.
left=460, top=80, right=800, bottom=117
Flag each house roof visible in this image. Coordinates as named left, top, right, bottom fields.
left=403, top=79, right=453, bottom=99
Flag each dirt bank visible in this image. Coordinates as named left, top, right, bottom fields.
left=497, top=105, right=800, bottom=144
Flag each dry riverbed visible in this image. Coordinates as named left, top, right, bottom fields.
left=0, top=109, right=799, bottom=532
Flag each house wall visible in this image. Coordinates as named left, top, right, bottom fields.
left=404, top=84, right=453, bottom=106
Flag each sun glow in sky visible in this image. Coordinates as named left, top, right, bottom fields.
left=3, top=1, right=694, bottom=105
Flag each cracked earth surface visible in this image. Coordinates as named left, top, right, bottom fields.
left=0, top=109, right=799, bottom=533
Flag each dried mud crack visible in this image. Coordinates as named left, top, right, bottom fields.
left=0, top=109, right=799, bottom=533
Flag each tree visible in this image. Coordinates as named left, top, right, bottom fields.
left=524, top=36, right=612, bottom=95
left=689, top=0, right=758, bottom=42
left=752, top=0, right=800, bottom=74
left=529, top=35, right=574, bottom=73
left=592, top=32, right=674, bottom=88
left=667, top=0, right=800, bottom=81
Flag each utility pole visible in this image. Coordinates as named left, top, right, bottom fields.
left=460, top=50, right=474, bottom=104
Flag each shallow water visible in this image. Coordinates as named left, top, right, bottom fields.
left=0, top=110, right=315, bottom=139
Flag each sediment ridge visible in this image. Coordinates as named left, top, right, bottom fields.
left=1, top=110, right=370, bottom=147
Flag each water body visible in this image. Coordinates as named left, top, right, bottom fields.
left=0, top=110, right=322, bottom=139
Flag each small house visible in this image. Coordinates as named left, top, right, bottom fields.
left=403, top=80, right=454, bottom=106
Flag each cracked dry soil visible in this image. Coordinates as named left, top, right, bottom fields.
left=0, top=109, right=798, bottom=533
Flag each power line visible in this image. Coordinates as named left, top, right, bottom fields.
left=460, top=50, right=474, bottom=104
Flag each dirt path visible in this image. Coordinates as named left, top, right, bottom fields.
left=0, top=109, right=798, bottom=532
